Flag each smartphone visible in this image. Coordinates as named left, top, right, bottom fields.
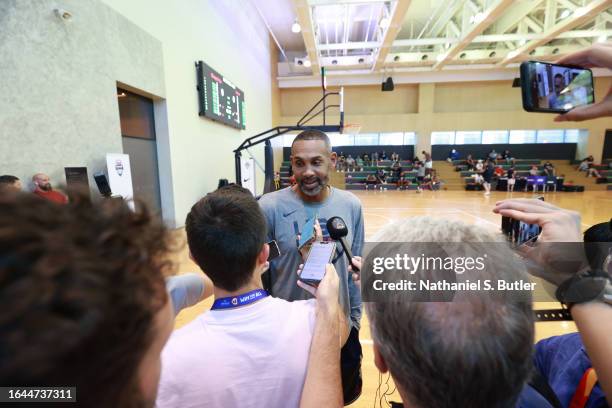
left=520, top=61, right=594, bottom=113
left=267, top=240, right=281, bottom=261
left=299, top=241, right=336, bottom=286
left=298, top=214, right=317, bottom=250
left=502, top=196, right=544, bottom=245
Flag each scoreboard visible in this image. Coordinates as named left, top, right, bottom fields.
left=196, top=61, right=246, bottom=129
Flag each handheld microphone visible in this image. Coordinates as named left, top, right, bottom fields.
left=326, top=216, right=360, bottom=272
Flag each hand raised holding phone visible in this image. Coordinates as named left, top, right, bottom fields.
left=554, top=43, right=612, bottom=122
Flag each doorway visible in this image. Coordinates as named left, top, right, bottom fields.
left=117, top=88, right=162, bottom=216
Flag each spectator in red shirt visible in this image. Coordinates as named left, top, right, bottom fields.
left=32, top=173, right=68, bottom=204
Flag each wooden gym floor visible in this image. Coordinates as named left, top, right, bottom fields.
left=170, top=190, right=612, bottom=407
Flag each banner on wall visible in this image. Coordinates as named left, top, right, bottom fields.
left=240, top=157, right=256, bottom=196
left=106, top=153, right=135, bottom=210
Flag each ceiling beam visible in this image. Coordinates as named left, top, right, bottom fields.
left=544, top=0, right=558, bottom=30
left=427, top=0, right=466, bottom=38
left=372, top=0, right=412, bottom=71
left=391, top=29, right=612, bottom=48
left=498, top=0, right=612, bottom=67
left=292, top=0, right=320, bottom=75
left=433, top=0, right=515, bottom=70
left=494, top=0, right=545, bottom=34
left=308, top=0, right=389, bottom=5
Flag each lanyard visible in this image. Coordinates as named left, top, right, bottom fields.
left=211, top=289, right=269, bottom=310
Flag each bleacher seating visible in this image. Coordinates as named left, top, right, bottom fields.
left=277, top=160, right=425, bottom=191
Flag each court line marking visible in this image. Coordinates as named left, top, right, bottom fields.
left=363, top=212, right=393, bottom=223
left=457, top=210, right=501, bottom=229
left=364, top=207, right=462, bottom=211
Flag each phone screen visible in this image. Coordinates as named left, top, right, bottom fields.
left=298, top=214, right=317, bottom=249
left=300, top=242, right=336, bottom=285
left=517, top=222, right=542, bottom=246
left=521, top=61, right=594, bottom=113
left=501, top=197, right=544, bottom=245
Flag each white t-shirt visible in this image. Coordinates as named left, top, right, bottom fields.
left=156, top=297, right=317, bottom=408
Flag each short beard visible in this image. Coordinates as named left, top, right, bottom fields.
left=299, top=177, right=328, bottom=197
left=40, top=183, right=52, bottom=191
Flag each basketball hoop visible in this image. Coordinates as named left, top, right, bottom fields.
left=342, top=123, right=361, bottom=135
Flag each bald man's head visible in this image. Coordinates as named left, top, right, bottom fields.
left=32, top=173, right=52, bottom=191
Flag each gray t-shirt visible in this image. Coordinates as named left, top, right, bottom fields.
left=259, top=187, right=365, bottom=329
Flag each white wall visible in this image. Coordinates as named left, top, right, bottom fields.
left=102, top=0, right=274, bottom=227
left=0, top=0, right=165, bottom=202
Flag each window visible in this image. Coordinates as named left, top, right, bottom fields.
left=379, top=132, right=404, bottom=145
left=455, top=131, right=482, bottom=145
left=564, top=129, right=580, bottom=143
left=404, top=132, right=417, bottom=145
left=354, top=133, right=379, bottom=145
left=330, top=132, right=353, bottom=147
left=431, top=131, right=455, bottom=145
left=537, top=129, right=564, bottom=144
left=509, top=130, right=536, bottom=144
left=482, top=130, right=509, bottom=144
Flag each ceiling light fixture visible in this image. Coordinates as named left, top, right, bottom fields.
left=519, top=39, right=527, bottom=46
left=471, top=12, right=485, bottom=24
left=380, top=17, right=390, bottom=29
left=598, top=35, right=607, bottom=43
left=574, top=7, right=587, bottom=17
left=436, top=53, right=446, bottom=62
left=559, top=9, right=571, bottom=19
left=507, top=50, right=520, bottom=59
left=291, top=20, right=301, bottom=33
left=303, top=59, right=311, bottom=67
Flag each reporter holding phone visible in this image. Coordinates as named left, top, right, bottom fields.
left=494, top=199, right=612, bottom=402
left=156, top=185, right=346, bottom=408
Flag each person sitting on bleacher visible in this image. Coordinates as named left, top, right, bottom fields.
left=346, top=155, right=355, bottom=173
left=355, top=156, right=363, bottom=172
left=586, top=163, right=601, bottom=178
left=447, top=149, right=460, bottom=163
left=391, top=161, right=402, bottom=179
left=578, top=157, right=591, bottom=172
left=376, top=169, right=387, bottom=188
left=362, top=153, right=370, bottom=167
left=475, top=159, right=484, bottom=172
left=337, top=152, right=346, bottom=172
left=391, top=152, right=399, bottom=163
left=529, top=165, right=539, bottom=176
left=365, top=173, right=379, bottom=190
left=397, top=171, right=411, bottom=191
left=488, top=149, right=498, bottom=164
left=380, top=151, right=388, bottom=161
left=371, top=151, right=379, bottom=165
left=466, top=154, right=475, bottom=171
left=502, top=149, right=515, bottom=165
left=543, top=161, right=555, bottom=177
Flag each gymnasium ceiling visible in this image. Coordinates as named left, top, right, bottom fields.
left=251, top=0, right=612, bottom=87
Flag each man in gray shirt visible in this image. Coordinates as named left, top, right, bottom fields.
left=259, top=129, right=365, bottom=404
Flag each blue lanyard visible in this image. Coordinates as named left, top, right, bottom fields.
left=211, top=289, right=269, bottom=310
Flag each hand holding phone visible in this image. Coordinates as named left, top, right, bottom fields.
left=554, top=43, right=612, bottom=122
left=298, top=241, right=336, bottom=287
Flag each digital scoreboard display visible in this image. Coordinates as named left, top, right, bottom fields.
left=196, top=61, right=246, bottom=129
